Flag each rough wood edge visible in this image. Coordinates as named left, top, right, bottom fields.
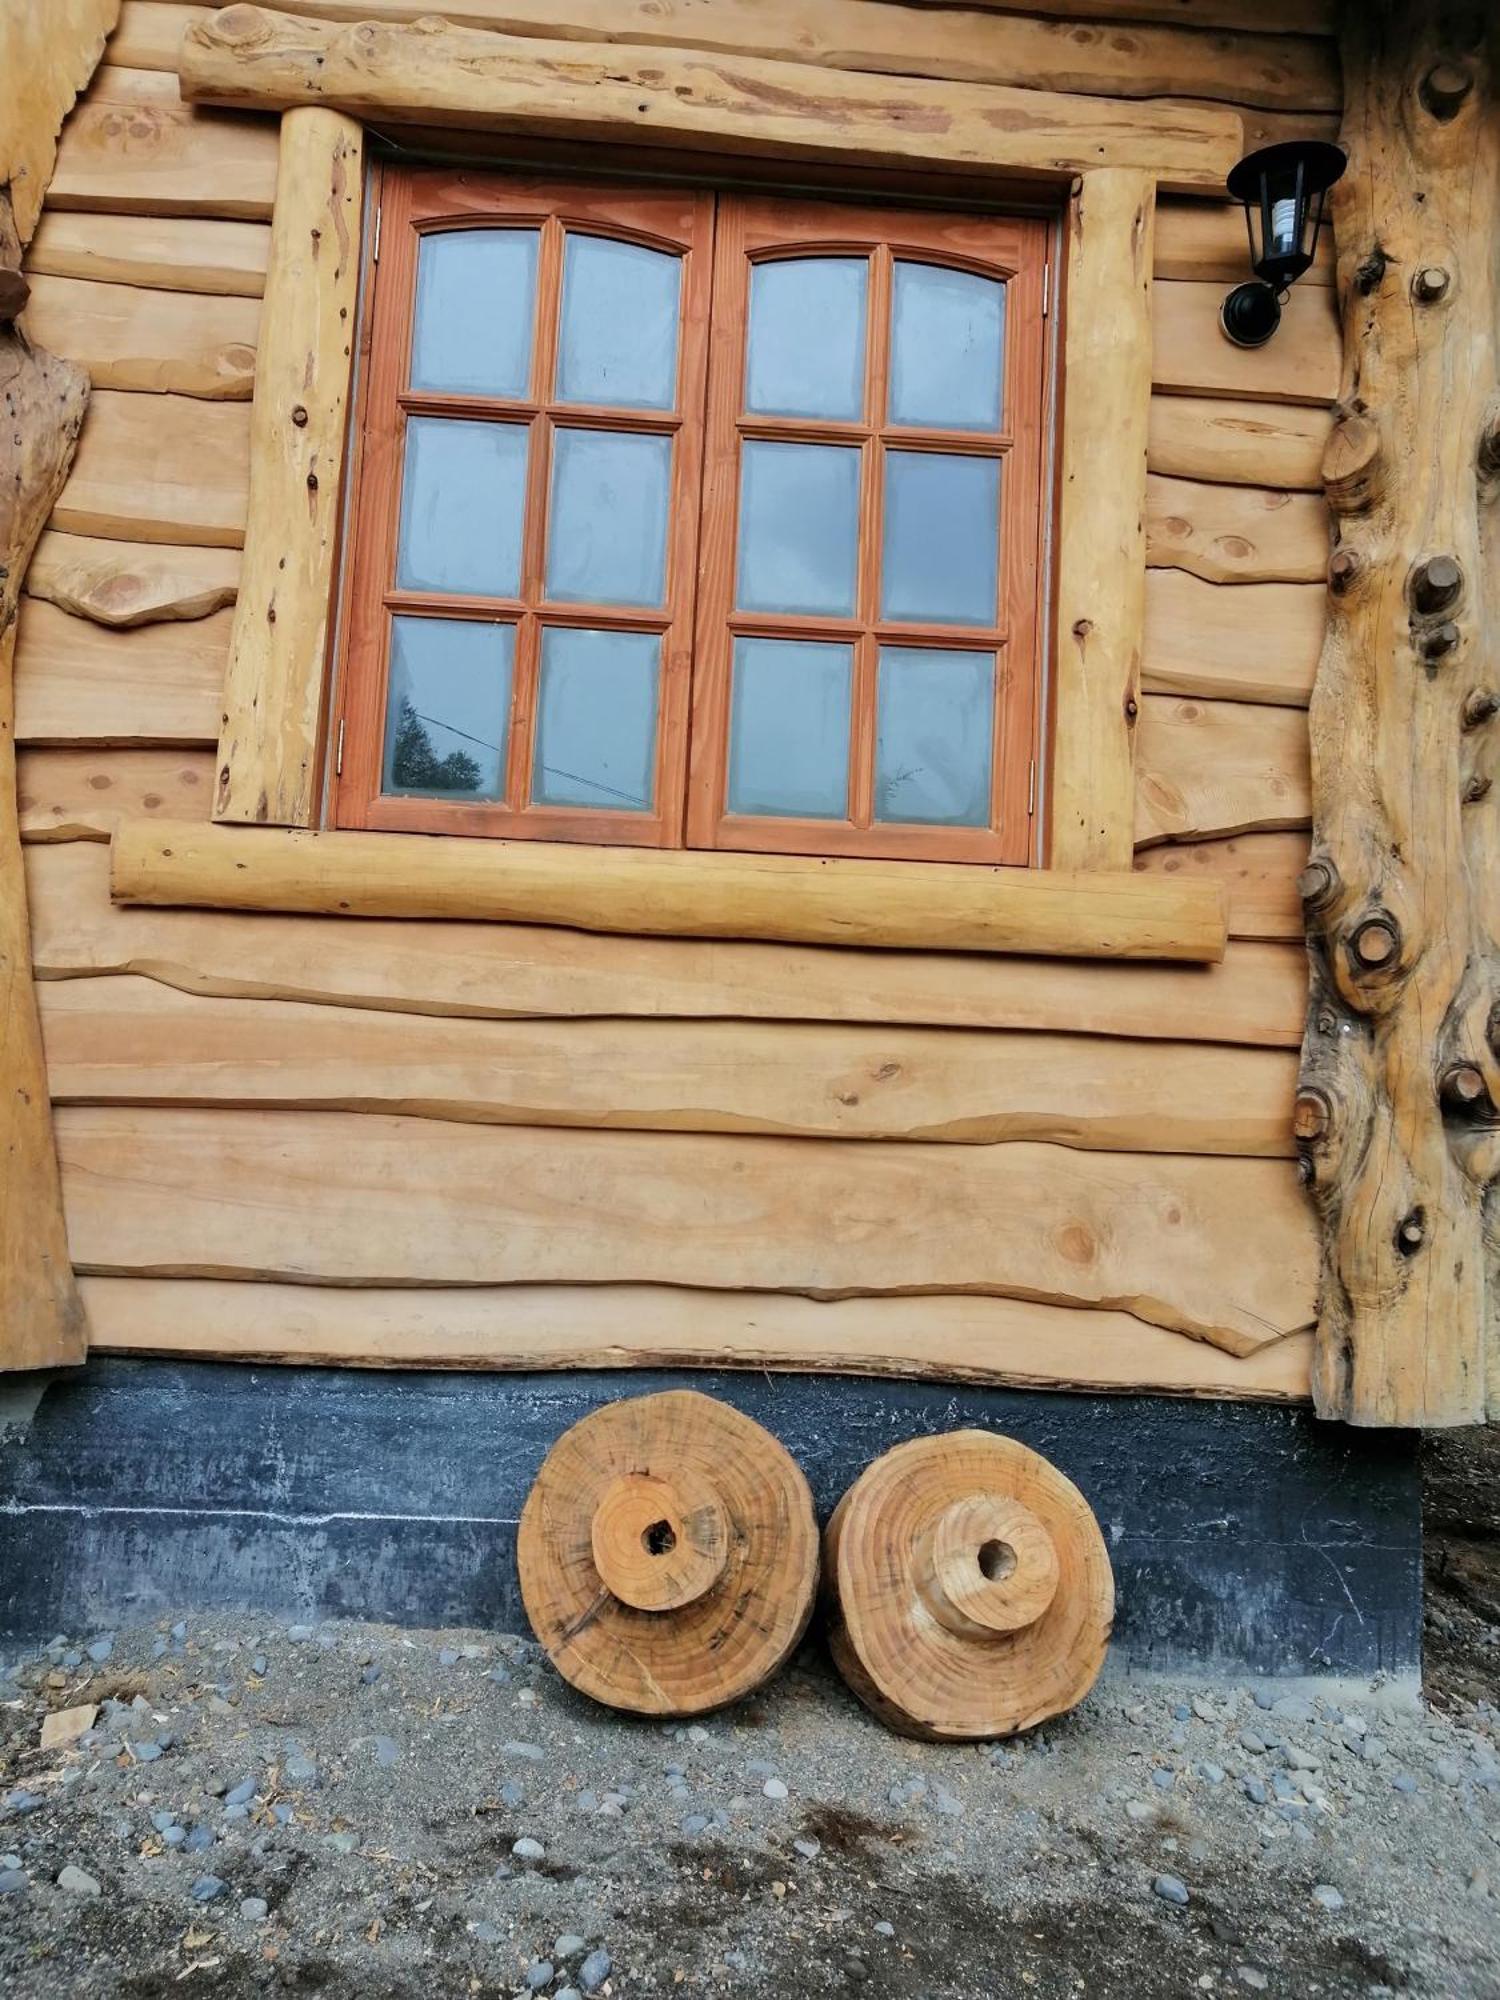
left=1049, top=169, right=1153, bottom=873
left=110, top=820, right=1230, bottom=962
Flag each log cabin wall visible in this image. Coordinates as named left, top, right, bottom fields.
left=13, top=0, right=1342, bottom=1403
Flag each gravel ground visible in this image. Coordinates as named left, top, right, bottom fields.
left=1, top=1610, right=1497, bottom=2000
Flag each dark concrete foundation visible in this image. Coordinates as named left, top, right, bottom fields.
left=0, top=1360, right=1421, bottom=1680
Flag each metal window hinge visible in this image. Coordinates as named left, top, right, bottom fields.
left=1041, top=264, right=1050, bottom=317
left=1027, top=758, right=1036, bottom=817
left=335, top=717, right=346, bottom=775
left=371, top=203, right=381, bottom=265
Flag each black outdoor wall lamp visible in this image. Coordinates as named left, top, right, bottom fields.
left=1220, top=139, right=1347, bottom=349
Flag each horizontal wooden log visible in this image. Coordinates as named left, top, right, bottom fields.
left=18, top=749, right=213, bottom=842
left=1136, top=695, right=1310, bottom=847
left=1153, top=198, right=1334, bottom=285
left=40, top=975, right=1298, bottom=1156
left=75, top=1275, right=1314, bottom=1402
left=22, top=273, right=258, bottom=398
left=13, top=599, right=226, bottom=744
left=27, top=211, right=270, bottom=295
left=1152, top=279, right=1340, bottom=405
left=1147, top=474, right=1329, bottom=584
left=1134, top=831, right=1306, bottom=944
left=55, top=1106, right=1319, bottom=1352
left=137, top=0, right=1339, bottom=110
left=49, top=65, right=279, bottom=219
left=179, top=8, right=1245, bottom=194
left=51, top=391, right=250, bottom=545
left=110, top=821, right=1229, bottom=961
left=31, top=842, right=1306, bottom=1046
left=27, top=532, right=239, bottom=626
left=1148, top=395, right=1330, bottom=491
left=955, top=0, right=1335, bottom=33
left=1143, top=570, right=1323, bottom=706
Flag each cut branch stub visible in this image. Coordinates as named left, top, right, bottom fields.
left=1422, top=620, right=1462, bottom=663
left=1462, top=688, right=1499, bottom=729
left=822, top=1431, right=1113, bottom=1740
left=1412, top=266, right=1452, bottom=304
left=1420, top=61, right=1474, bottom=118
left=1440, top=1062, right=1490, bottom=1114
left=518, top=1390, right=818, bottom=1718
left=1349, top=913, right=1401, bottom=971
left=1298, top=855, right=1342, bottom=917
left=1322, top=414, right=1386, bottom=514
left=1329, top=548, right=1362, bottom=595
left=1411, top=555, right=1464, bottom=615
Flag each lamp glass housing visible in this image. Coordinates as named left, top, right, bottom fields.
left=1226, top=139, right=1347, bottom=295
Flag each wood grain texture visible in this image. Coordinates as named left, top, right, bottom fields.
left=110, top=821, right=1229, bottom=962
left=216, top=108, right=361, bottom=827
left=1153, top=279, right=1340, bottom=405
left=75, top=1276, right=1314, bottom=1402
left=13, top=599, right=226, bottom=745
left=1147, top=474, right=1329, bottom=584
left=142, top=0, right=1339, bottom=110
left=1134, top=832, right=1306, bottom=944
left=179, top=7, right=1245, bottom=194
left=1297, top=6, right=1500, bottom=1426
left=1153, top=197, right=1334, bottom=285
left=925, top=0, right=1334, bottom=29
left=32, top=843, right=1307, bottom=1048
left=38, top=975, right=1299, bottom=1157
left=51, top=391, right=250, bottom=545
left=1135, top=695, right=1310, bottom=847
left=54, top=1106, right=1319, bottom=1353
left=0, top=0, right=120, bottom=243
left=22, top=272, right=258, bottom=397
left=1148, top=395, right=1330, bottom=491
left=27, top=211, right=270, bottom=295
left=18, top=748, right=212, bottom=842
left=49, top=64, right=279, bottom=219
left=27, top=532, right=238, bottom=627
left=1144, top=570, right=1323, bottom=706
left=1049, top=168, right=1152, bottom=873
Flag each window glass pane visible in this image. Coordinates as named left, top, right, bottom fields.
left=557, top=235, right=682, bottom=410
left=533, top=627, right=659, bottom=812
left=881, top=450, right=1000, bottom=626
left=746, top=257, right=867, bottom=420
left=396, top=416, right=528, bottom=597
left=383, top=615, right=512, bottom=799
left=890, top=262, right=1005, bottom=431
left=875, top=646, right=994, bottom=826
left=546, top=428, right=671, bottom=607
left=737, top=440, right=860, bottom=618
left=727, top=637, right=852, bottom=819
left=410, top=228, right=537, bottom=398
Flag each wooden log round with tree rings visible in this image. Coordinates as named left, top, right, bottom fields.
left=822, top=1432, right=1113, bottom=1740
left=517, top=1390, right=818, bottom=1718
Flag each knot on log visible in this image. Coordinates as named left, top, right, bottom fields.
left=1411, top=267, right=1451, bottom=305
left=1463, top=773, right=1492, bottom=803
left=1421, top=620, right=1461, bottom=663
left=1328, top=548, right=1362, bottom=595
left=1420, top=62, right=1474, bottom=120
left=205, top=3, right=274, bottom=48
left=1463, top=688, right=1500, bottom=730
left=1348, top=913, right=1401, bottom=974
left=1395, top=1207, right=1426, bottom=1256
left=1440, top=1063, right=1491, bottom=1117
left=1293, top=1090, right=1332, bottom=1142
left=1322, top=415, right=1385, bottom=514
left=1480, top=405, right=1500, bottom=486
left=1410, top=554, right=1463, bottom=615
left=1297, top=855, right=1342, bottom=916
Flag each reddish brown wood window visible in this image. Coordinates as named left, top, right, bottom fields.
left=333, top=169, right=1051, bottom=865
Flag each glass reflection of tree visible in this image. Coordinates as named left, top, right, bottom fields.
left=389, top=698, right=482, bottom=793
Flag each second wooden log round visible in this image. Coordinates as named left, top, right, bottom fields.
left=823, top=1431, right=1113, bottom=1740
left=518, top=1389, right=818, bottom=1718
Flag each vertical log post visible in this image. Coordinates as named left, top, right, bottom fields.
left=1298, top=3, right=1500, bottom=1425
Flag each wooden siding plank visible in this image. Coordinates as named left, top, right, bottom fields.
left=948, top=0, right=1333, bottom=30
left=1143, top=570, right=1323, bottom=706
left=1153, top=278, right=1340, bottom=405
left=74, top=1271, right=1315, bottom=1401
left=1154, top=197, right=1334, bottom=285
left=49, top=66, right=279, bottom=219
left=1049, top=168, right=1152, bottom=872
left=179, top=9, right=1245, bottom=195
left=51, top=390, right=250, bottom=546
left=1134, top=831, right=1306, bottom=944
left=27, top=211, right=270, bottom=296
left=111, top=820, right=1229, bottom=962
left=13, top=599, right=226, bottom=745
left=1136, top=695, right=1311, bottom=847
left=55, top=1107, right=1319, bottom=1354
left=1147, top=474, right=1329, bottom=584
left=22, top=272, right=258, bottom=398
left=216, top=108, right=361, bottom=827
left=39, top=975, right=1299, bottom=1157
left=18, top=748, right=213, bottom=842
left=1148, top=395, right=1330, bottom=491
left=28, top=843, right=1307, bottom=1047
left=27, top=532, right=239, bottom=627
left=75, top=1275, right=1314, bottom=1403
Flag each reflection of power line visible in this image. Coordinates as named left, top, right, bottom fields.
left=412, top=708, right=646, bottom=809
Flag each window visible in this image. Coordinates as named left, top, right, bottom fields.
left=334, top=170, right=1051, bottom=865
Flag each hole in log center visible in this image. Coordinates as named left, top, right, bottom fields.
left=642, top=1518, right=677, bottom=1557
left=977, top=1538, right=1017, bottom=1583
